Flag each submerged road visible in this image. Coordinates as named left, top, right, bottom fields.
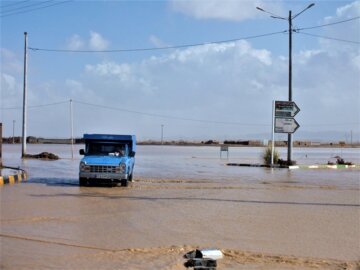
left=1, top=145, right=359, bottom=269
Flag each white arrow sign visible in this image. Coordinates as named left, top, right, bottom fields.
left=275, top=101, right=300, bottom=118
left=275, top=117, right=300, bottom=134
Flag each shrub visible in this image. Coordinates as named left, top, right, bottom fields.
left=263, top=147, right=279, bottom=165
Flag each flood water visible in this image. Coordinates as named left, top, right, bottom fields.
left=1, top=144, right=360, bottom=269
left=1, top=144, right=360, bottom=189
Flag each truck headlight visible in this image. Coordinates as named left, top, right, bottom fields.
left=118, top=163, right=126, bottom=173
left=80, top=162, right=90, bottom=172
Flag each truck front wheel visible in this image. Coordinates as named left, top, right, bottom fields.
left=121, top=178, right=128, bottom=187
left=79, top=178, right=87, bottom=186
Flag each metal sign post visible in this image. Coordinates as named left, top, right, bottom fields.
left=273, top=100, right=300, bottom=164
left=220, top=145, right=229, bottom=159
left=271, top=101, right=275, bottom=166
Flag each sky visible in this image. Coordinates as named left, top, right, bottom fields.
left=1, top=0, right=359, bottom=142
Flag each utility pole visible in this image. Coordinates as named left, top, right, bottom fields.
left=12, top=120, right=15, bottom=144
left=161, top=124, right=164, bottom=144
left=288, top=10, right=293, bottom=163
left=70, top=99, right=74, bottom=159
left=256, top=4, right=314, bottom=164
left=21, top=32, right=28, bottom=158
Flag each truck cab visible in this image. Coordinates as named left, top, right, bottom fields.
left=79, top=134, right=136, bottom=187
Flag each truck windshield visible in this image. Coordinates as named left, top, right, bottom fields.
left=86, top=143, right=126, bottom=156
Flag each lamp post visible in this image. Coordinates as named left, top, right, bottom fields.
left=22, top=32, right=28, bottom=158
left=256, top=3, right=314, bottom=164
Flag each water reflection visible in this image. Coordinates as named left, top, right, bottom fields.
left=1, top=144, right=359, bottom=189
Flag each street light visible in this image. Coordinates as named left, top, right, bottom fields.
left=257, top=3, right=315, bottom=164
left=22, top=32, right=28, bottom=158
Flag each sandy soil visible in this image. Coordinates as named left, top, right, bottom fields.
left=1, top=177, right=360, bottom=270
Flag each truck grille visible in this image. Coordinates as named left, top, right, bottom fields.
left=90, top=165, right=117, bottom=173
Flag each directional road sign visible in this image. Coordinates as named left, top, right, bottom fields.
left=275, top=101, right=300, bottom=118
left=275, top=117, right=300, bottom=134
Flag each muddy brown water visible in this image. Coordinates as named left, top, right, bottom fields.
left=1, top=144, right=359, bottom=269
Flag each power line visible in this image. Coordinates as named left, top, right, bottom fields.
left=28, top=30, right=287, bottom=53
left=3, top=98, right=268, bottom=126
left=296, top=16, right=360, bottom=31
left=1, top=100, right=69, bottom=110
left=27, top=16, right=360, bottom=53
left=2, top=99, right=357, bottom=128
left=1, top=0, right=54, bottom=14
left=1, top=0, right=30, bottom=8
left=1, top=0, right=72, bottom=18
left=297, top=31, right=360, bottom=44
left=73, top=100, right=270, bottom=127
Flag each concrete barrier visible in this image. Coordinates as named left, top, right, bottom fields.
left=0, top=169, right=27, bottom=185
left=289, top=164, right=359, bottom=170
left=227, top=163, right=359, bottom=170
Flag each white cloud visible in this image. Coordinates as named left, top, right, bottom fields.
left=86, top=62, right=132, bottom=80
left=85, top=61, right=156, bottom=96
left=84, top=40, right=278, bottom=120
left=65, top=79, right=100, bottom=103
left=352, top=54, right=360, bottom=70
left=297, top=50, right=322, bottom=64
left=149, top=35, right=170, bottom=48
left=89, top=31, right=109, bottom=50
left=251, top=80, right=264, bottom=90
left=237, top=41, right=272, bottom=65
left=335, top=0, right=360, bottom=18
left=163, top=40, right=272, bottom=66
left=0, top=48, right=23, bottom=74
left=66, top=79, right=84, bottom=95
left=296, top=1, right=360, bottom=128
left=170, top=0, right=283, bottom=21
left=80, top=21, right=359, bottom=137
left=320, top=1, right=360, bottom=54
left=66, top=34, right=85, bottom=50
left=65, top=31, right=109, bottom=51
left=1, top=73, right=16, bottom=91
left=0, top=72, right=22, bottom=124
left=0, top=49, right=23, bottom=118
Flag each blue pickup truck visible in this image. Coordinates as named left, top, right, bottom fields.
left=79, top=134, right=136, bottom=187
